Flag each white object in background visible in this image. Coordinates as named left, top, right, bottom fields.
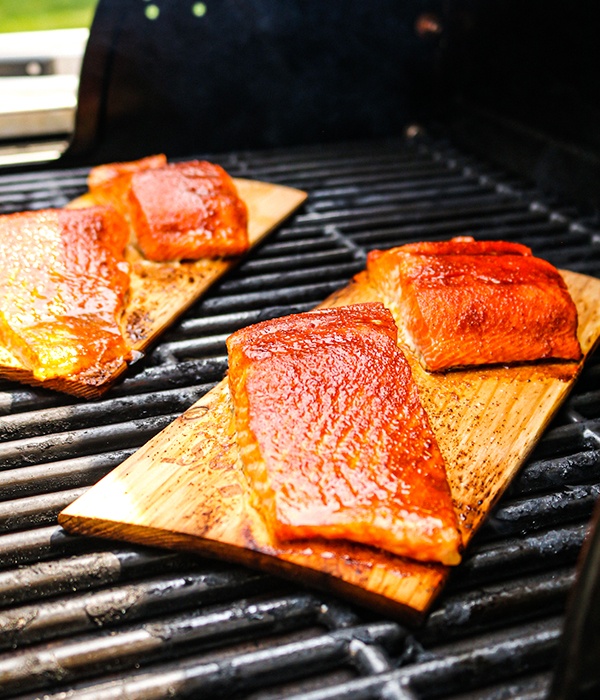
left=0, top=29, right=89, bottom=165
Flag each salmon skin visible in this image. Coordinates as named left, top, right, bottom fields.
left=88, top=155, right=249, bottom=262
left=366, top=237, right=582, bottom=371
left=0, top=207, right=131, bottom=381
left=227, top=303, right=462, bottom=566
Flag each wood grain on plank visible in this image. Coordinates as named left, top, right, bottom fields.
left=59, top=269, right=600, bottom=620
left=0, top=179, right=307, bottom=398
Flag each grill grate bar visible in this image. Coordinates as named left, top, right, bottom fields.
left=247, top=237, right=341, bottom=257
left=0, top=413, right=180, bottom=469
left=174, top=309, right=309, bottom=339
left=241, top=249, right=357, bottom=274
left=422, top=567, right=575, bottom=645
left=0, top=548, right=186, bottom=608
left=217, top=262, right=363, bottom=294
left=454, top=522, right=588, bottom=588
left=243, top=154, right=448, bottom=182
left=0, top=524, right=112, bottom=570
left=348, top=218, right=570, bottom=248
left=0, top=593, right=327, bottom=698
left=0, top=487, right=89, bottom=533
left=0, top=568, right=272, bottom=652
left=0, top=136, right=598, bottom=699
left=0, top=450, right=135, bottom=502
left=445, top=672, right=550, bottom=700
left=529, top=418, right=600, bottom=459
left=27, top=621, right=403, bottom=700
left=511, top=449, right=600, bottom=495
left=482, top=482, right=600, bottom=538
left=278, top=618, right=561, bottom=700
left=193, top=281, right=348, bottom=316
left=570, top=389, right=600, bottom=419
left=0, top=387, right=210, bottom=442
left=308, top=182, right=498, bottom=212
left=0, top=386, right=72, bottom=417
left=295, top=195, right=529, bottom=228
left=110, top=358, right=230, bottom=398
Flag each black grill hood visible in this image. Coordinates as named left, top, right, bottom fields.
left=58, top=0, right=600, bottom=212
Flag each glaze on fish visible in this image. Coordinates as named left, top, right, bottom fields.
left=0, top=207, right=131, bottom=380
left=366, top=237, right=581, bottom=371
left=227, top=303, right=462, bottom=565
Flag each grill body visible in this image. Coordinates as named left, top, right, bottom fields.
left=2, top=1, right=600, bottom=697
left=1, top=136, right=599, bottom=699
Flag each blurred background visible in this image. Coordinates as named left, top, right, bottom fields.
left=0, top=1, right=95, bottom=166
left=1, top=0, right=94, bottom=32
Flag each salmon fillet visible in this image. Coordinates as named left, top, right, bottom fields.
left=87, top=154, right=167, bottom=193
left=227, top=303, right=462, bottom=565
left=366, top=237, right=582, bottom=371
left=0, top=207, right=131, bottom=381
left=88, top=156, right=249, bottom=262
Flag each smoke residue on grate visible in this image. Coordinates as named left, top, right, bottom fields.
left=0, top=137, right=599, bottom=699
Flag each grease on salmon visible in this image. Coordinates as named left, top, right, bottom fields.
left=0, top=207, right=131, bottom=381
left=226, top=303, right=462, bottom=566
left=88, top=156, right=249, bottom=262
left=366, top=237, right=582, bottom=371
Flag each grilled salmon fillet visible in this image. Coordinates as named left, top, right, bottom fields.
left=366, top=237, right=582, bottom=371
left=227, top=303, right=462, bottom=565
left=87, top=153, right=167, bottom=194
left=88, top=156, right=249, bottom=262
left=0, top=207, right=131, bottom=381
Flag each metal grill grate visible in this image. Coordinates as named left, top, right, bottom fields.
left=0, top=136, right=599, bottom=699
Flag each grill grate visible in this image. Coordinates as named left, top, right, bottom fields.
left=0, top=136, right=599, bottom=699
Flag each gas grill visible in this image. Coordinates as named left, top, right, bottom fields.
left=2, top=1, right=600, bottom=698
left=1, top=136, right=599, bottom=699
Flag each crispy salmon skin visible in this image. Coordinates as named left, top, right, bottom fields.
left=366, top=237, right=582, bottom=371
left=88, top=156, right=249, bottom=262
left=227, top=303, right=462, bottom=565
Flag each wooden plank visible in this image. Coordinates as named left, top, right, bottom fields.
left=59, top=269, right=600, bottom=621
left=0, top=179, right=307, bottom=397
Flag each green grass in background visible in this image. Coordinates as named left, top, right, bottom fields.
left=0, top=0, right=97, bottom=33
